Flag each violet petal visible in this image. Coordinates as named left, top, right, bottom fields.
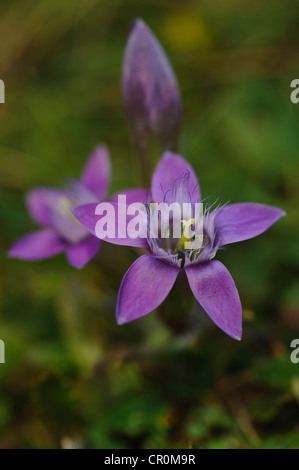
left=117, top=254, right=180, bottom=324
left=7, top=229, right=66, bottom=261
left=71, top=201, right=149, bottom=249
left=80, top=145, right=111, bottom=200
left=151, top=151, right=200, bottom=204
left=26, top=188, right=65, bottom=227
left=66, top=236, right=101, bottom=269
left=185, top=260, right=242, bottom=340
left=110, top=188, right=150, bottom=205
left=216, top=202, right=286, bottom=246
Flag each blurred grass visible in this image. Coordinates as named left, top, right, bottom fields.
left=0, top=0, right=299, bottom=449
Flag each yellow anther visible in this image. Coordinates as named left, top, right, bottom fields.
left=176, top=218, right=196, bottom=251
left=181, top=218, right=195, bottom=239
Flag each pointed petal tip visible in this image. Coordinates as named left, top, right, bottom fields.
left=214, top=320, right=242, bottom=342
left=7, top=246, right=26, bottom=259
left=91, top=143, right=109, bottom=155
left=132, top=17, right=143, bottom=25
left=69, top=205, right=87, bottom=217
left=161, top=150, right=174, bottom=160
left=230, top=322, right=242, bottom=341
left=70, top=205, right=85, bottom=227
left=272, top=208, right=286, bottom=225
left=151, top=151, right=200, bottom=204
left=7, top=248, right=15, bottom=258
left=69, top=203, right=97, bottom=237
left=116, top=314, right=127, bottom=326
left=67, top=258, right=85, bottom=270
left=270, top=206, right=286, bottom=221
left=279, top=209, right=287, bottom=218
left=127, top=18, right=151, bottom=45
left=231, top=330, right=242, bottom=341
left=66, top=237, right=100, bottom=269
left=131, top=18, right=147, bottom=33
left=70, top=206, right=77, bottom=216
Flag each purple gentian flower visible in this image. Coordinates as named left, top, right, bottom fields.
left=8, top=146, right=110, bottom=269
left=122, top=19, right=182, bottom=150
left=72, top=152, right=285, bottom=339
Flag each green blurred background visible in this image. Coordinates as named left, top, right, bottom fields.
left=1, top=0, right=299, bottom=449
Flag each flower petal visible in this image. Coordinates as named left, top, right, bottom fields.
left=216, top=203, right=286, bottom=246
left=80, top=146, right=111, bottom=200
left=26, top=188, right=65, bottom=227
left=151, top=151, right=200, bottom=204
left=7, top=229, right=66, bottom=261
left=110, top=188, right=150, bottom=205
left=71, top=201, right=149, bottom=249
left=66, top=236, right=100, bottom=269
left=185, top=260, right=242, bottom=340
left=117, top=254, right=180, bottom=324
left=70, top=203, right=99, bottom=236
